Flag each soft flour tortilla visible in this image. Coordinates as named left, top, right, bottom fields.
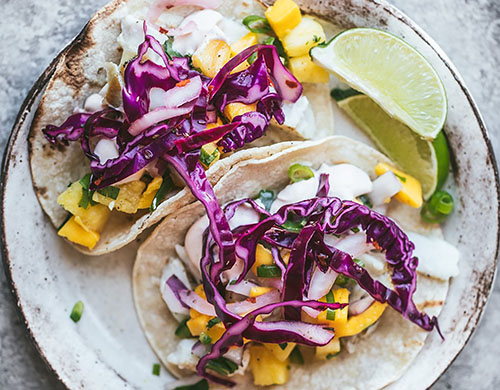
left=133, top=136, right=449, bottom=389
left=28, top=0, right=333, bottom=256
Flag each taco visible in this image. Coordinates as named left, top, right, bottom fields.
left=133, top=136, right=459, bottom=389
left=29, top=0, right=334, bottom=255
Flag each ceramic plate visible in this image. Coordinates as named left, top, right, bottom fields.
left=2, top=0, right=498, bottom=389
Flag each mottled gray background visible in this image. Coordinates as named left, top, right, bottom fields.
left=0, top=0, right=499, bottom=389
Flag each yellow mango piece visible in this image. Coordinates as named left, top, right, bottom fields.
left=335, top=302, right=387, bottom=338
left=231, top=32, right=258, bottom=56
left=137, top=177, right=163, bottom=209
left=251, top=243, right=274, bottom=274
left=58, top=182, right=111, bottom=232
left=375, top=163, right=423, bottom=208
left=288, top=55, right=329, bottom=83
left=206, top=321, right=225, bottom=343
left=194, top=284, right=207, bottom=299
left=187, top=314, right=211, bottom=336
left=114, top=180, right=147, bottom=214
left=58, top=216, right=100, bottom=250
left=263, top=342, right=296, bottom=362
left=249, top=286, right=274, bottom=297
left=315, top=337, right=340, bottom=360
left=249, top=345, right=290, bottom=386
left=265, top=0, right=302, bottom=39
left=223, top=102, right=257, bottom=121
left=317, top=288, right=350, bottom=328
left=200, top=142, right=221, bottom=169
left=282, top=16, right=326, bottom=57
left=192, top=40, right=232, bottom=78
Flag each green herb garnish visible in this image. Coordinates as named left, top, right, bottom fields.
left=289, top=346, right=304, bottom=364
left=97, top=186, right=120, bottom=200
left=359, top=194, right=373, bottom=208
left=199, top=332, right=212, bottom=345
left=248, top=52, right=258, bottom=64
left=262, top=36, right=288, bottom=66
left=173, top=379, right=209, bottom=390
left=200, top=146, right=221, bottom=168
left=163, top=36, right=184, bottom=60
left=150, top=175, right=174, bottom=213
left=207, top=317, right=221, bottom=329
left=326, top=309, right=336, bottom=321
left=393, top=173, right=407, bottom=183
left=70, top=301, right=84, bottom=323
left=78, top=174, right=96, bottom=209
left=152, top=363, right=161, bottom=376
left=57, top=213, right=72, bottom=231
left=257, top=190, right=275, bottom=212
left=281, top=214, right=307, bottom=233
left=175, top=319, right=192, bottom=339
left=242, top=15, right=272, bottom=34
left=206, top=357, right=238, bottom=376
left=330, top=87, right=362, bottom=102
left=288, top=163, right=314, bottom=183
left=421, top=190, right=454, bottom=223
left=256, top=264, right=282, bottom=278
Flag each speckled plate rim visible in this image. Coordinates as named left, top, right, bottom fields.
left=1, top=1, right=498, bottom=389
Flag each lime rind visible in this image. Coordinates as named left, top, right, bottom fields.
left=311, top=28, right=447, bottom=140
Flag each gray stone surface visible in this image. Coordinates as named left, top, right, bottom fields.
left=0, top=0, right=498, bottom=388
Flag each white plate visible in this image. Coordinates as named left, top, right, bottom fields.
left=2, top=0, right=498, bottom=389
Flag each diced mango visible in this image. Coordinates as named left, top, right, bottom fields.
left=187, top=314, right=211, bottom=336
left=375, top=163, right=423, bottom=208
left=58, top=182, right=111, bottom=232
left=263, top=342, right=296, bottom=362
left=249, top=345, right=290, bottom=386
left=200, top=142, right=221, bottom=169
left=317, top=288, right=350, bottom=328
left=58, top=216, right=100, bottom=250
left=192, top=40, right=232, bottom=78
left=265, top=0, right=302, bottom=39
left=335, top=302, right=387, bottom=338
left=223, top=102, right=258, bottom=121
left=206, top=321, right=225, bottom=343
left=249, top=286, right=274, bottom=297
left=194, top=284, right=206, bottom=299
left=114, top=180, right=147, bottom=214
left=282, top=16, right=326, bottom=57
left=231, top=32, right=258, bottom=56
left=288, top=55, right=330, bottom=83
left=251, top=244, right=275, bottom=274
left=138, top=177, right=163, bottom=209
left=315, top=337, right=340, bottom=360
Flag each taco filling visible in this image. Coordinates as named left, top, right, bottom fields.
left=149, top=156, right=459, bottom=388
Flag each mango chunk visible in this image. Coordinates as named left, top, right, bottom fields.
left=335, top=302, right=387, bottom=338
left=231, top=32, right=258, bottom=56
left=138, top=177, right=163, bottom=209
left=187, top=313, right=211, bottom=336
left=288, top=55, right=329, bottom=83
left=375, top=163, right=423, bottom=208
left=315, top=337, right=340, bottom=360
left=282, top=16, right=326, bottom=57
left=58, top=216, right=100, bottom=250
left=200, top=142, right=221, bottom=169
left=206, top=321, right=225, bottom=343
left=223, top=102, right=257, bottom=122
left=264, top=342, right=296, bottom=362
left=265, top=0, right=302, bottom=39
left=115, top=180, right=147, bottom=214
left=249, top=286, right=274, bottom=298
left=316, top=288, right=350, bottom=328
left=249, top=345, right=290, bottom=386
left=58, top=182, right=111, bottom=232
left=192, top=40, right=232, bottom=78
left=251, top=243, right=274, bottom=274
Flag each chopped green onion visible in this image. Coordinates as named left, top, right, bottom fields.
left=257, top=189, right=275, bottom=212
left=173, top=379, right=209, bottom=390
left=325, top=289, right=334, bottom=303
left=326, top=309, right=336, bottom=321
left=200, top=145, right=221, bottom=168
left=326, top=352, right=340, bottom=359
left=263, top=36, right=275, bottom=45
left=152, top=363, right=161, bottom=376
left=281, top=214, right=307, bottom=232
left=175, top=319, right=192, bottom=339
left=247, top=52, right=258, bottom=64
left=351, top=227, right=360, bottom=233
left=359, top=194, right=373, bottom=208
left=206, top=357, right=238, bottom=376
left=199, top=332, right=212, bottom=345
left=279, top=343, right=288, bottom=350
left=330, top=87, right=362, bottom=102
left=150, top=175, right=174, bottom=212
left=393, top=173, right=407, bottom=183
left=242, top=15, right=272, bottom=34
left=207, top=317, right=221, bottom=329
left=70, top=301, right=84, bottom=323
left=354, top=258, right=365, bottom=268
left=335, top=259, right=364, bottom=287
left=257, top=265, right=282, bottom=278
left=421, top=190, right=454, bottom=223
left=288, top=163, right=314, bottom=183
left=97, top=186, right=120, bottom=200
left=289, top=346, right=304, bottom=364
left=78, top=173, right=96, bottom=209
left=163, top=36, right=184, bottom=60
left=262, top=36, right=288, bottom=66
left=57, top=213, right=72, bottom=231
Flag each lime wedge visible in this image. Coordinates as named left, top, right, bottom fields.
left=338, top=95, right=449, bottom=199
left=311, top=28, right=447, bottom=139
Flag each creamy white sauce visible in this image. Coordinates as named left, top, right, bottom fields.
left=407, top=232, right=460, bottom=280
left=166, top=339, right=199, bottom=371
left=318, top=163, right=373, bottom=200
left=282, top=95, right=316, bottom=139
